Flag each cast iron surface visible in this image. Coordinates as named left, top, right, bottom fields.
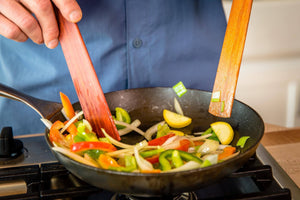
left=46, top=88, right=264, bottom=196
left=0, top=84, right=265, bottom=196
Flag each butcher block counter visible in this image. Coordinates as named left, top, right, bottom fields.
left=260, top=124, right=300, bottom=199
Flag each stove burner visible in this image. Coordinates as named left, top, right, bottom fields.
left=0, top=127, right=23, bottom=164
left=111, top=192, right=197, bottom=200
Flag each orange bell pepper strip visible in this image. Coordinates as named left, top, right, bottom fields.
left=49, top=120, right=70, bottom=147
left=60, top=92, right=76, bottom=120
left=140, top=169, right=161, bottom=173
left=218, top=146, right=236, bottom=160
left=148, top=133, right=175, bottom=146
left=70, top=141, right=117, bottom=153
left=64, top=121, right=78, bottom=144
left=98, top=154, right=121, bottom=169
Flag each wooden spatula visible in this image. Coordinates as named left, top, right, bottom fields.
left=57, top=12, right=120, bottom=141
left=209, top=0, right=253, bottom=118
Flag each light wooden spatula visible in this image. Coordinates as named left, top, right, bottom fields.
left=57, top=12, right=120, bottom=141
left=209, top=0, right=253, bottom=118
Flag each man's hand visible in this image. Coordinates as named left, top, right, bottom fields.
left=0, top=0, right=82, bottom=49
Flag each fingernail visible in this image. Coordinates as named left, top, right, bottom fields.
left=46, top=39, right=59, bottom=49
left=69, top=10, right=82, bottom=22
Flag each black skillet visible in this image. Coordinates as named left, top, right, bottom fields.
left=0, top=83, right=264, bottom=197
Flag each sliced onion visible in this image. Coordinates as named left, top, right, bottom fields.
left=193, top=131, right=205, bottom=136
left=197, top=139, right=219, bottom=155
left=40, top=118, right=53, bottom=130
left=82, top=119, right=93, bottom=132
left=59, top=110, right=84, bottom=135
left=61, top=108, right=69, bottom=120
left=161, top=135, right=179, bottom=147
left=114, top=120, right=145, bottom=136
left=106, top=148, right=134, bottom=158
left=134, top=142, right=153, bottom=171
left=202, top=154, right=218, bottom=165
left=174, top=97, right=184, bottom=115
left=144, top=121, right=165, bottom=141
left=102, top=128, right=135, bottom=149
left=118, top=119, right=141, bottom=136
left=52, top=146, right=98, bottom=168
left=167, top=161, right=201, bottom=173
left=218, top=144, right=230, bottom=150
left=187, top=134, right=212, bottom=141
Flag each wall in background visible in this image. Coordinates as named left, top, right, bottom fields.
left=222, top=0, right=300, bottom=127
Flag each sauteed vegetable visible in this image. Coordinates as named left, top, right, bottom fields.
left=45, top=92, right=244, bottom=173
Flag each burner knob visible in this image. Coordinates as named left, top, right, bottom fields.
left=0, top=127, right=23, bottom=159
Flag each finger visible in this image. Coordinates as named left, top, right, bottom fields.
left=0, top=14, right=28, bottom=42
left=0, top=0, right=43, bottom=44
left=20, top=0, right=59, bottom=49
left=52, top=0, right=82, bottom=23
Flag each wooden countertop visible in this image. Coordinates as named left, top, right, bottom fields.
left=262, top=124, right=300, bottom=189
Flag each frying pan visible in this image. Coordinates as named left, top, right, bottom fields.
left=0, top=83, right=264, bottom=197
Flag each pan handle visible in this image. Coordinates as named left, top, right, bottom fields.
left=0, top=83, right=62, bottom=119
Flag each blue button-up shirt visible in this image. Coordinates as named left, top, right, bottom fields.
left=0, top=0, right=226, bottom=135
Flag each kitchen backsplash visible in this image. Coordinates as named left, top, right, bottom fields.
left=222, top=0, right=300, bottom=127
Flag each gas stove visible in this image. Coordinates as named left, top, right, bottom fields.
left=0, top=127, right=294, bottom=200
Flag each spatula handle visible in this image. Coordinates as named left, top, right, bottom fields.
left=58, top=12, right=120, bottom=140
left=209, top=0, right=253, bottom=118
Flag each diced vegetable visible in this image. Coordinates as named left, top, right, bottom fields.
left=210, top=121, right=234, bottom=145
left=197, top=139, right=219, bottom=155
left=163, top=109, right=192, bottom=128
left=236, top=136, right=250, bottom=148
left=172, top=81, right=187, bottom=97
left=71, top=141, right=117, bottom=153
left=60, top=92, right=76, bottom=120
left=174, top=97, right=184, bottom=115
left=148, top=133, right=175, bottom=146
left=156, top=124, right=170, bottom=138
left=49, top=120, right=69, bottom=147
left=98, top=154, right=121, bottom=169
left=218, top=146, right=236, bottom=160
left=115, top=107, right=131, bottom=129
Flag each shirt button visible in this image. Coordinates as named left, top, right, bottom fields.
left=132, top=38, right=143, bottom=48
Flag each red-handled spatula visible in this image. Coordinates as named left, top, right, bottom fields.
left=57, top=12, right=120, bottom=141
left=209, top=0, right=253, bottom=118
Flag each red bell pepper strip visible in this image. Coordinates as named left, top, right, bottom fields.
left=175, top=139, right=191, bottom=152
left=71, top=141, right=117, bottom=153
left=145, top=154, right=160, bottom=164
left=148, top=133, right=175, bottom=146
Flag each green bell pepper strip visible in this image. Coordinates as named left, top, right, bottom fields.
left=140, top=148, right=164, bottom=158
left=172, top=150, right=183, bottom=168
left=202, top=127, right=220, bottom=142
left=115, top=107, right=131, bottom=129
left=75, top=121, right=99, bottom=142
left=159, top=149, right=203, bottom=171
left=200, top=159, right=212, bottom=168
left=84, top=149, right=104, bottom=160
left=236, top=136, right=250, bottom=148
left=77, top=131, right=98, bottom=142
